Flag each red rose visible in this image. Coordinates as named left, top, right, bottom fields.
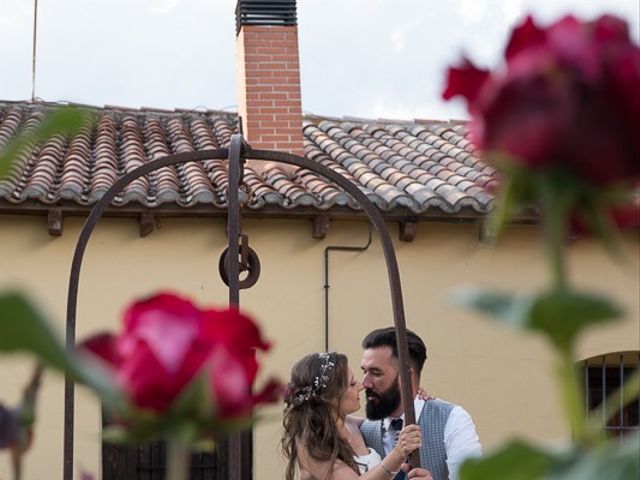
left=443, top=14, right=640, bottom=186
left=80, top=292, right=280, bottom=417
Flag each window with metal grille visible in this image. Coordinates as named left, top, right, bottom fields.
left=102, top=412, right=228, bottom=480
left=582, top=351, right=640, bottom=441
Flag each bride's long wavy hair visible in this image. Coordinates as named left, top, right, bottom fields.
left=281, top=352, right=360, bottom=480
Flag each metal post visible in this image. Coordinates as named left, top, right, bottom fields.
left=227, top=135, right=245, bottom=480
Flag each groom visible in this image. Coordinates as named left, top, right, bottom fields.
left=359, top=328, right=482, bottom=480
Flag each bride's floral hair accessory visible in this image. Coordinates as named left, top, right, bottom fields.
left=286, top=352, right=335, bottom=407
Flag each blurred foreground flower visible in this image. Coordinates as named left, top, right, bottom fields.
left=0, top=291, right=281, bottom=480
left=444, top=13, right=640, bottom=480
left=444, top=14, right=639, bottom=185
left=80, top=292, right=281, bottom=419
left=445, top=13, right=640, bottom=248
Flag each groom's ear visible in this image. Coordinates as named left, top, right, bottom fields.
left=409, top=368, right=420, bottom=390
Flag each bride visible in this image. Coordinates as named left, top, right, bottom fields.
left=282, top=352, right=432, bottom=479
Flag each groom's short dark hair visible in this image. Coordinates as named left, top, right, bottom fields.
left=362, top=327, right=427, bottom=377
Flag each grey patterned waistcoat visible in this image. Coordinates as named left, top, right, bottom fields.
left=360, top=399, right=455, bottom=480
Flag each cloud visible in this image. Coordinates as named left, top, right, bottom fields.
left=501, top=0, right=527, bottom=25
left=456, top=0, right=485, bottom=24
left=0, top=0, right=31, bottom=36
left=391, top=28, right=405, bottom=54
left=368, top=97, right=468, bottom=122
left=149, top=0, right=185, bottom=15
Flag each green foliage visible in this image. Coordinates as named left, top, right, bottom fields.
left=454, top=117, right=638, bottom=480
left=550, top=436, right=640, bottom=480
left=0, top=293, right=76, bottom=372
left=452, top=288, right=621, bottom=352
left=460, top=440, right=556, bottom=480
left=0, top=292, right=122, bottom=407
left=461, top=436, right=640, bottom=480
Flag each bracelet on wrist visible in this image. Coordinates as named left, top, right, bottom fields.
left=380, top=461, right=398, bottom=476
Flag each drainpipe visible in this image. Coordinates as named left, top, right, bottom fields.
left=323, top=223, right=372, bottom=351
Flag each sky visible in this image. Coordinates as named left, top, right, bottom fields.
left=0, top=0, right=638, bottom=121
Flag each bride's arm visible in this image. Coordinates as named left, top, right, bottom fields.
left=297, top=444, right=360, bottom=480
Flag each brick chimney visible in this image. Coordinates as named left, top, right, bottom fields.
left=236, top=0, right=304, bottom=164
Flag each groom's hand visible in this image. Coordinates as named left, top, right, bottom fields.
left=401, top=463, right=433, bottom=480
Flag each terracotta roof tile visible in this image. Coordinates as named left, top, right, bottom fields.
left=0, top=101, right=496, bottom=217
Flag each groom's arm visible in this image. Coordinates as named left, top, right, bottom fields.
left=443, top=406, right=482, bottom=480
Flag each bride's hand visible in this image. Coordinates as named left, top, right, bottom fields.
left=417, top=387, right=434, bottom=401
left=395, top=424, right=422, bottom=457
left=402, top=464, right=433, bottom=479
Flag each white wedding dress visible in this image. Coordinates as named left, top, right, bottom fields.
left=354, top=447, right=383, bottom=474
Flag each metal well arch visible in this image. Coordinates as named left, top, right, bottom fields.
left=64, top=135, right=418, bottom=479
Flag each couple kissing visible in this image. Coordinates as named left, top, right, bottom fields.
left=281, top=327, right=482, bottom=480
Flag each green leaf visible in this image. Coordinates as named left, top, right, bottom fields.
left=462, top=437, right=640, bottom=480
left=0, top=292, right=122, bottom=408
left=101, top=425, right=131, bottom=445
left=529, top=290, right=622, bottom=350
left=460, top=440, right=555, bottom=480
left=548, top=436, right=640, bottom=480
left=452, top=288, right=622, bottom=350
left=0, top=292, right=77, bottom=373
left=0, top=107, right=92, bottom=178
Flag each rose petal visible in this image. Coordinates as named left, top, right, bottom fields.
left=442, top=59, right=490, bottom=104
left=251, top=378, right=284, bottom=408
left=202, top=308, right=270, bottom=352
left=482, top=71, right=571, bottom=168
left=209, top=348, right=251, bottom=417
left=611, top=205, right=640, bottom=230
left=117, top=343, right=177, bottom=412
left=505, top=16, right=546, bottom=61
left=593, top=15, right=630, bottom=45
left=78, top=333, right=120, bottom=367
left=121, top=293, right=201, bottom=373
left=202, top=309, right=270, bottom=382
left=123, top=292, right=201, bottom=334
left=548, top=15, right=602, bottom=81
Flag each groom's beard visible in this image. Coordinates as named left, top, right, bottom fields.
left=365, top=375, right=401, bottom=420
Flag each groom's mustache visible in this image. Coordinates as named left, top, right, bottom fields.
left=364, top=389, right=380, bottom=401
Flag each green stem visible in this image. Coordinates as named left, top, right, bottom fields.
left=558, top=350, right=587, bottom=442
left=538, top=178, right=568, bottom=292
left=167, top=441, right=190, bottom=480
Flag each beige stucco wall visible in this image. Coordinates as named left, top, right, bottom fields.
left=0, top=214, right=638, bottom=479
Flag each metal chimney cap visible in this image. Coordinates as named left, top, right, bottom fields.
left=236, top=0, right=297, bottom=34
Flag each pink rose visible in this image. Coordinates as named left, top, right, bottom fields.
left=80, top=292, right=280, bottom=418
left=443, top=14, right=640, bottom=186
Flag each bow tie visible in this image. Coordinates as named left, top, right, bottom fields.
left=389, top=418, right=403, bottom=431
